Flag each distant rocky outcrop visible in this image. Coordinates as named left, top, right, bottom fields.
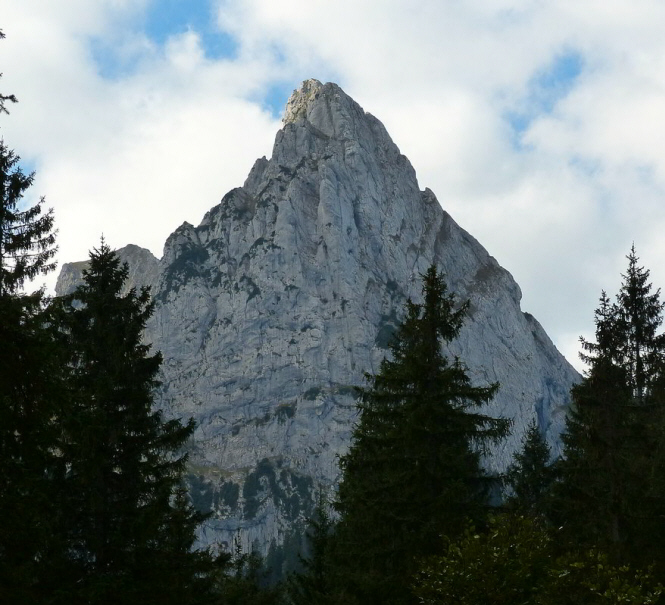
left=56, top=79, right=579, bottom=566
left=56, top=243, right=160, bottom=296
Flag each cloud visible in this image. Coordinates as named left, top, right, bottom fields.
left=2, top=1, right=280, bottom=292
left=4, top=0, right=665, bottom=371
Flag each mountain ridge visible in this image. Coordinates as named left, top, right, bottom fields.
left=56, top=79, right=579, bottom=561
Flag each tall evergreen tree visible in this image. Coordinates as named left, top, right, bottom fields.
left=616, top=247, right=665, bottom=403
left=504, top=420, right=555, bottom=516
left=554, top=247, right=665, bottom=565
left=0, top=29, right=56, bottom=296
left=330, top=266, right=510, bottom=605
left=286, top=492, right=334, bottom=605
left=0, top=50, right=62, bottom=600
left=55, top=241, right=213, bottom=604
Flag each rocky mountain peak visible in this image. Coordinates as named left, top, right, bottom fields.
left=281, top=78, right=391, bottom=149
left=283, top=78, right=325, bottom=124
left=56, top=80, right=579, bottom=565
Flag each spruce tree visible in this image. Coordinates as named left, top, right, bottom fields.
left=0, top=55, right=62, bottom=599
left=55, top=241, right=213, bottom=604
left=504, top=420, right=555, bottom=516
left=554, top=247, right=665, bottom=565
left=616, top=246, right=665, bottom=403
left=0, top=29, right=56, bottom=296
left=286, top=493, right=334, bottom=605
left=331, top=266, right=509, bottom=605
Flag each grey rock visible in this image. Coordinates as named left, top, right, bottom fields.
left=55, top=243, right=160, bottom=296
left=56, top=79, right=579, bottom=558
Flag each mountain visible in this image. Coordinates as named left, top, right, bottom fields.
left=56, top=79, right=579, bottom=566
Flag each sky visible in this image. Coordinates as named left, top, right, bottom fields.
left=3, top=0, right=665, bottom=372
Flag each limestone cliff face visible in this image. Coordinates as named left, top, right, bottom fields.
left=56, top=79, right=579, bottom=558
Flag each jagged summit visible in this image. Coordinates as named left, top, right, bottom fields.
left=280, top=78, right=396, bottom=151
left=283, top=78, right=325, bottom=124
left=283, top=79, right=366, bottom=129
left=56, top=80, right=579, bottom=560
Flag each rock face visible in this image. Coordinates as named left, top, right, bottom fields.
left=56, top=79, right=579, bottom=564
left=56, top=244, right=160, bottom=297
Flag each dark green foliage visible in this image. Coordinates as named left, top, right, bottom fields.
left=614, top=248, right=665, bottom=403
left=415, top=515, right=552, bottom=605
left=0, top=79, right=61, bottom=599
left=554, top=351, right=635, bottom=556
left=0, top=292, right=69, bottom=604
left=554, top=247, right=665, bottom=566
left=331, top=266, right=510, bottom=605
left=213, top=536, right=283, bottom=605
left=286, top=493, right=334, bottom=605
left=505, top=420, right=556, bottom=515
left=264, top=529, right=307, bottom=586
left=54, top=241, right=214, bottom=603
left=0, top=140, right=56, bottom=295
left=414, top=514, right=664, bottom=605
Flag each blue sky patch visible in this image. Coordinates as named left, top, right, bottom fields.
left=10, top=158, right=38, bottom=211
left=90, top=38, right=133, bottom=80
left=91, top=0, right=237, bottom=79
left=143, top=0, right=237, bottom=60
left=15, top=157, right=37, bottom=177
left=507, top=50, right=584, bottom=142
left=262, top=81, right=297, bottom=119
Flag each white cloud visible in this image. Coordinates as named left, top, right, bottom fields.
left=3, top=1, right=280, bottom=294
left=4, top=0, right=665, bottom=371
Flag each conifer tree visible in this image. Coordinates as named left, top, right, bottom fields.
left=616, top=247, right=665, bottom=402
left=286, top=493, right=334, bottom=605
left=0, top=140, right=56, bottom=296
left=504, top=420, right=555, bottom=516
left=0, top=48, right=62, bottom=599
left=554, top=247, right=665, bottom=565
left=331, top=266, right=509, bottom=605
left=0, top=31, right=56, bottom=297
left=213, top=534, right=282, bottom=605
left=56, top=241, right=213, bottom=604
